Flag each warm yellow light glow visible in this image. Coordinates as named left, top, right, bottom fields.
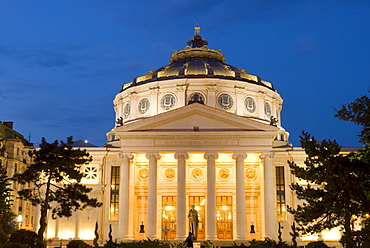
left=365, top=213, right=369, bottom=218
left=59, top=231, right=75, bottom=240
left=222, top=205, right=228, bottom=211
left=301, top=234, right=318, bottom=241
left=200, top=199, right=205, bottom=205
left=80, top=231, right=95, bottom=240
left=83, top=179, right=98, bottom=185
left=111, top=184, right=115, bottom=189
left=17, top=215, right=23, bottom=222
left=322, top=228, right=341, bottom=241
left=165, top=206, right=174, bottom=211
left=194, top=206, right=201, bottom=211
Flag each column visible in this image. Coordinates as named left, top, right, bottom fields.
left=233, top=152, right=248, bottom=240
left=75, top=211, right=81, bottom=239
left=261, top=152, right=276, bottom=240
left=33, top=205, right=40, bottom=232
left=54, top=218, right=60, bottom=239
left=146, top=153, right=161, bottom=240
left=204, top=152, right=218, bottom=240
left=175, top=152, right=189, bottom=240
left=118, top=152, right=133, bottom=240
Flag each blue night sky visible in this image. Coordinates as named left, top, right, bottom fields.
left=1, top=0, right=369, bottom=147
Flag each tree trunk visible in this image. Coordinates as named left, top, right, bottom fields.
left=37, top=177, right=52, bottom=248
left=344, top=209, right=355, bottom=248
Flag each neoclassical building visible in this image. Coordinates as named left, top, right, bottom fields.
left=41, top=28, right=343, bottom=246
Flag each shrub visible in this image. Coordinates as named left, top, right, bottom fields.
left=3, top=243, right=28, bottom=248
left=67, top=240, right=91, bottom=248
left=8, top=230, right=37, bottom=248
left=306, top=241, right=329, bottom=248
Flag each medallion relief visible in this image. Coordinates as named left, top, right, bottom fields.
left=218, top=168, right=230, bottom=180
left=191, top=168, right=203, bottom=180
left=138, top=168, right=149, bottom=180
left=245, top=168, right=256, bottom=180
left=164, top=168, right=176, bottom=180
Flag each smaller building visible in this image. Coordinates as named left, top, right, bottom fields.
left=0, top=121, right=35, bottom=230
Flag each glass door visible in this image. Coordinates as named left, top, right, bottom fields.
left=162, top=196, right=176, bottom=240
left=189, top=196, right=205, bottom=240
left=216, top=196, right=233, bottom=239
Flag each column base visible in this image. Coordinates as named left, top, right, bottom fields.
left=175, top=236, right=187, bottom=240
left=205, top=236, right=218, bottom=241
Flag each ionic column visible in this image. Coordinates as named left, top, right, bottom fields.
left=54, top=218, right=60, bottom=239
left=33, top=205, right=40, bottom=232
left=233, top=152, right=248, bottom=240
left=260, top=152, right=276, bottom=240
left=174, top=152, right=189, bottom=240
left=118, top=153, right=133, bottom=240
left=75, top=211, right=81, bottom=239
left=146, top=153, right=161, bottom=240
left=204, top=152, right=218, bottom=240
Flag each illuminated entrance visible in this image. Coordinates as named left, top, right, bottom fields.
left=217, top=196, right=233, bottom=239
left=162, top=196, right=176, bottom=240
left=189, top=196, right=205, bottom=240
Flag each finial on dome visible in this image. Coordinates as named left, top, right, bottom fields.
left=186, top=21, right=208, bottom=48
left=194, top=17, right=201, bottom=36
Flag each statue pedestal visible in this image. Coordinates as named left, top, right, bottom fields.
left=194, top=242, right=201, bottom=248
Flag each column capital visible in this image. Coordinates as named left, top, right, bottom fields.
left=118, top=152, right=133, bottom=159
left=204, top=152, right=219, bottom=160
left=146, top=152, right=161, bottom=160
left=174, top=152, right=189, bottom=160
left=260, top=152, right=275, bottom=159
left=232, top=152, right=247, bottom=160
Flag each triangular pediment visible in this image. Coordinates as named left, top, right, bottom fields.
left=117, top=103, right=278, bottom=133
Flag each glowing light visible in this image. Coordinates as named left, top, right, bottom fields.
left=17, top=215, right=23, bottom=222
left=222, top=205, right=228, bottom=211
left=59, top=231, right=74, bottom=240
left=80, top=231, right=95, bottom=240
left=200, top=199, right=205, bottom=205
left=84, top=140, right=88, bottom=143
left=165, top=206, right=174, bottom=211
left=194, top=206, right=201, bottom=211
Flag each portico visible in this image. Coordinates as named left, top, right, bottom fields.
left=111, top=103, right=279, bottom=241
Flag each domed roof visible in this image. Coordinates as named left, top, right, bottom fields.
left=121, top=27, right=273, bottom=92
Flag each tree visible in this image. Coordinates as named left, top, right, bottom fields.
left=0, top=164, right=16, bottom=235
left=288, top=132, right=370, bottom=248
left=13, top=137, right=102, bottom=248
left=288, top=92, right=370, bottom=248
left=335, top=91, right=370, bottom=144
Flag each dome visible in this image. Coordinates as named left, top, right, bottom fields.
left=121, top=30, right=273, bottom=92
left=112, top=26, right=283, bottom=135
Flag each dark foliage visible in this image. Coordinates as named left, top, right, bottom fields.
left=13, top=136, right=102, bottom=248
left=288, top=131, right=370, bottom=248
left=8, top=230, right=37, bottom=248
left=0, top=165, right=15, bottom=234
left=67, top=240, right=91, bottom=248
left=306, top=241, right=329, bottom=248
left=335, top=92, right=370, bottom=144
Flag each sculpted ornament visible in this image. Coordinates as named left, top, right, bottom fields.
left=139, top=168, right=149, bottom=180
left=245, top=168, right=256, bottom=180
left=218, top=168, right=230, bottom=180
left=191, top=168, right=203, bottom=180
left=165, top=168, right=176, bottom=180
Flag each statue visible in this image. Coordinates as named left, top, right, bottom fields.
left=188, top=205, right=199, bottom=240
left=116, top=117, right=123, bottom=127
left=270, top=116, right=278, bottom=126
